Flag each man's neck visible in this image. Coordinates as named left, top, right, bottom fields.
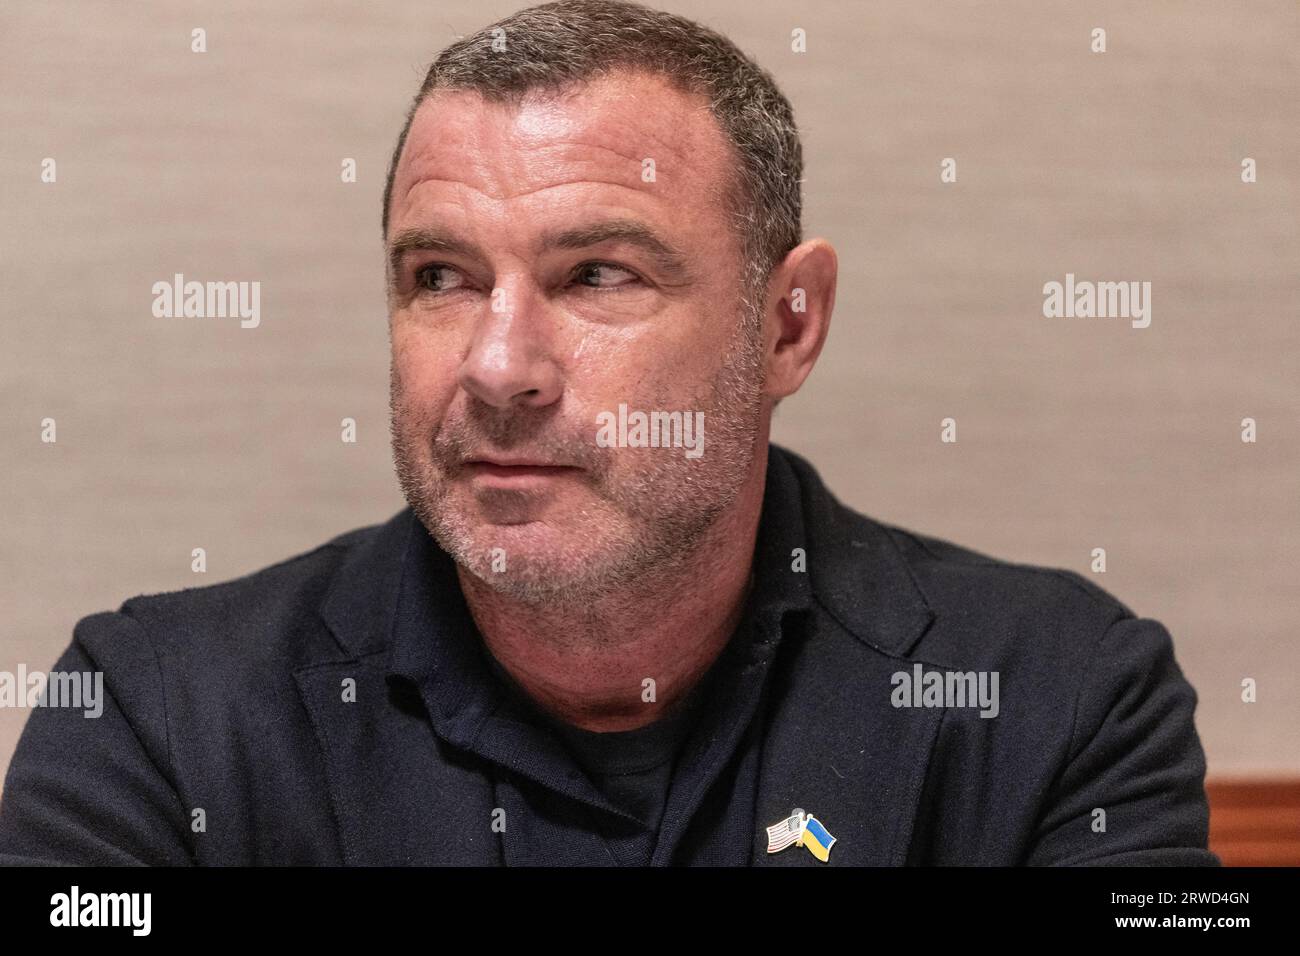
left=457, top=450, right=769, bottom=733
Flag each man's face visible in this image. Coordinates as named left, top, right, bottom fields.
left=387, top=70, right=768, bottom=604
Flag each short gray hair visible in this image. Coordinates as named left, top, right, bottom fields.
left=381, top=0, right=803, bottom=311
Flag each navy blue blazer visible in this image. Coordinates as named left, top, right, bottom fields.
left=0, top=445, right=1217, bottom=865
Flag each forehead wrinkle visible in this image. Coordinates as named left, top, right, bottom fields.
left=395, top=135, right=725, bottom=228
left=400, top=135, right=681, bottom=204
left=540, top=95, right=729, bottom=168
left=397, top=175, right=662, bottom=223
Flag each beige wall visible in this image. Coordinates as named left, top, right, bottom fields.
left=2, top=0, right=1296, bottom=784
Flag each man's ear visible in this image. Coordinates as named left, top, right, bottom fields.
left=762, top=239, right=837, bottom=402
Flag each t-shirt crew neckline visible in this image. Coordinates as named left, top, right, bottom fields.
left=480, top=647, right=710, bottom=780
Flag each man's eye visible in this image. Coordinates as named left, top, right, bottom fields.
left=414, top=264, right=465, bottom=293
left=573, top=262, right=639, bottom=289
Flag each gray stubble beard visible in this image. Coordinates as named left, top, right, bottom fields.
left=390, top=301, right=767, bottom=610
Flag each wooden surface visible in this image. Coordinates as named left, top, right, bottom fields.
left=1208, top=778, right=1300, bottom=867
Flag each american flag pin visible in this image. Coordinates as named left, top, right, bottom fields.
left=765, top=807, right=837, bottom=862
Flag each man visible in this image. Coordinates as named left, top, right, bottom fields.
left=0, top=0, right=1215, bottom=866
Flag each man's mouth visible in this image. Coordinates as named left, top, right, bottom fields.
left=463, top=457, right=583, bottom=485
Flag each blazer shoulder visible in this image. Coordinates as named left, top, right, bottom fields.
left=84, top=515, right=399, bottom=668
left=861, top=519, right=1143, bottom=672
left=885, top=522, right=1132, bottom=618
left=775, top=445, right=1138, bottom=658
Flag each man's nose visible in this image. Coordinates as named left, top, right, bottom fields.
left=457, top=282, right=563, bottom=409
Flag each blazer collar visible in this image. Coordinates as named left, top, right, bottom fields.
left=773, top=445, right=935, bottom=658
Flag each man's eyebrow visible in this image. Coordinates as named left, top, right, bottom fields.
left=541, top=219, right=691, bottom=280
left=387, top=227, right=486, bottom=283
left=386, top=218, right=692, bottom=284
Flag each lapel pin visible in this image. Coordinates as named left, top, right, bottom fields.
left=765, top=807, right=837, bottom=862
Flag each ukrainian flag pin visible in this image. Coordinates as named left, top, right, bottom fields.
left=765, top=808, right=837, bottom=862
left=799, top=814, right=837, bottom=862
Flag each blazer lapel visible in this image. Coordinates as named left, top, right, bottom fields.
left=293, top=660, right=499, bottom=865
left=292, top=509, right=500, bottom=865
left=756, top=446, right=945, bottom=866
left=754, top=630, right=946, bottom=865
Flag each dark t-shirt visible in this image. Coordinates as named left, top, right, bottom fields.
left=482, top=648, right=713, bottom=866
